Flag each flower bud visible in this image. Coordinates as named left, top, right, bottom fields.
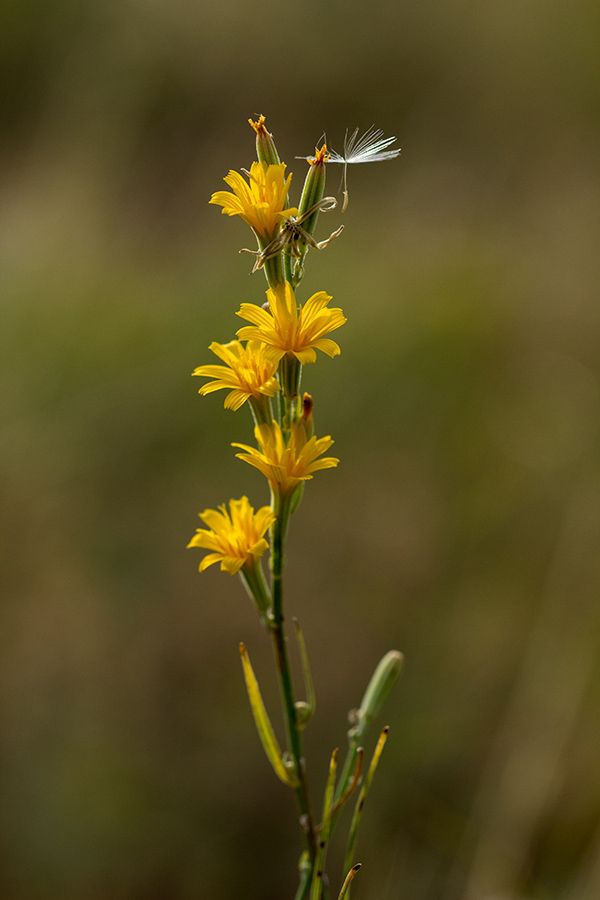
left=297, top=145, right=328, bottom=240
left=249, top=115, right=280, bottom=166
left=301, top=392, right=314, bottom=439
left=357, top=650, right=403, bottom=730
left=295, top=700, right=312, bottom=728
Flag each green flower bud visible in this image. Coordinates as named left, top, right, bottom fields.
left=295, top=700, right=312, bottom=728
left=297, top=145, right=328, bottom=241
left=357, top=650, right=403, bottom=730
left=249, top=115, right=280, bottom=166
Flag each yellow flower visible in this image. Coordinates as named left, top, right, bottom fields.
left=188, top=497, right=276, bottom=575
left=193, top=340, right=280, bottom=411
left=233, top=422, right=339, bottom=494
left=236, top=282, right=346, bottom=366
left=210, top=161, right=297, bottom=239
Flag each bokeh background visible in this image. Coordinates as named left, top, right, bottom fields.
left=2, top=0, right=600, bottom=898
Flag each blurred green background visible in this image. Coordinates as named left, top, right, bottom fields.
left=2, top=0, right=600, bottom=898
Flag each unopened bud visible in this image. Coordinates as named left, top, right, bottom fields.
left=249, top=115, right=280, bottom=166
left=297, top=145, right=328, bottom=239
left=357, top=650, right=403, bottom=730
left=295, top=700, right=312, bottom=728
left=301, top=392, right=314, bottom=438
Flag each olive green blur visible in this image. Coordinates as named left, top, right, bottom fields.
left=2, top=1, right=600, bottom=899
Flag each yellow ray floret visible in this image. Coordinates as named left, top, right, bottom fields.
left=187, top=497, right=276, bottom=575
left=236, top=282, right=346, bottom=366
left=193, top=340, right=280, bottom=411
left=210, top=161, right=297, bottom=239
left=233, top=422, right=339, bottom=494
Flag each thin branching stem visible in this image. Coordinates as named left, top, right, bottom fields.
left=270, top=494, right=318, bottom=865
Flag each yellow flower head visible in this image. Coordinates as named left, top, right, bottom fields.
left=193, top=340, right=280, bottom=411
left=233, top=421, right=339, bottom=494
left=236, top=282, right=346, bottom=366
left=210, top=161, right=297, bottom=239
left=187, top=496, right=276, bottom=575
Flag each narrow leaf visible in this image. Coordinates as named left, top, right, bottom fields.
left=331, top=747, right=363, bottom=820
left=311, top=748, right=339, bottom=900
left=338, top=864, right=361, bottom=900
left=293, top=852, right=312, bottom=900
left=293, top=618, right=316, bottom=729
left=239, top=642, right=299, bottom=788
left=344, top=727, right=389, bottom=877
left=321, top=746, right=338, bottom=843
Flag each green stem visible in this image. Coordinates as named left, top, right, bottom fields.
left=334, top=727, right=362, bottom=806
left=329, top=728, right=363, bottom=838
left=249, top=395, right=274, bottom=427
left=264, top=252, right=284, bottom=288
left=294, top=867, right=312, bottom=900
left=281, top=354, right=302, bottom=400
left=269, top=490, right=318, bottom=867
left=310, top=749, right=338, bottom=900
left=279, top=354, right=302, bottom=439
left=284, top=249, right=294, bottom=284
left=257, top=234, right=284, bottom=289
left=239, top=558, right=272, bottom=625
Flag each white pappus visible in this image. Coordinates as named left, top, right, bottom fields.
left=298, top=127, right=401, bottom=212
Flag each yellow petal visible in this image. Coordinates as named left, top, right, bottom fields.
left=293, top=347, right=317, bottom=365
left=311, top=338, right=341, bottom=358
left=197, top=553, right=223, bottom=572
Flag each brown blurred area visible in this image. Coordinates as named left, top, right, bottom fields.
left=2, top=0, right=600, bottom=898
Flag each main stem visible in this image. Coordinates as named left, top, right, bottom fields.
left=270, top=493, right=317, bottom=866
